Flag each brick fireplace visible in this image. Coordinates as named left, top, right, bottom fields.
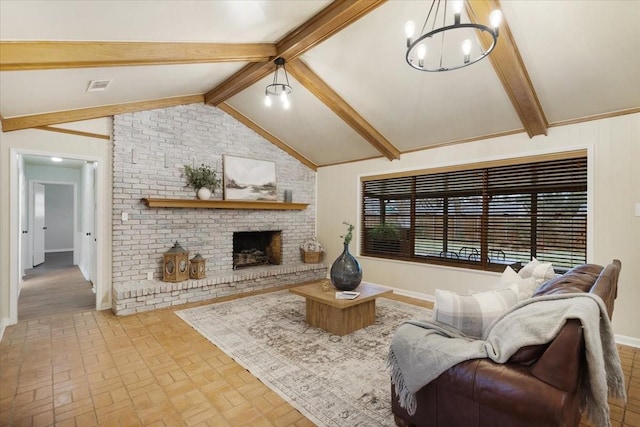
left=110, top=103, right=326, bottom=315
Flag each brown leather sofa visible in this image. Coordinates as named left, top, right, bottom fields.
left=391, top=260, right=621, bottom=427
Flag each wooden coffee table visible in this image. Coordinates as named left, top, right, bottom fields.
left=289, top=281, right=392, bottom=336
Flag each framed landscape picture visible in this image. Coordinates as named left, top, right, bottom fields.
left=223, top=155, right=277, bottom=201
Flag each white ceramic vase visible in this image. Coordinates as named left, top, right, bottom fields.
left=196, top=188, right=211, bottom=200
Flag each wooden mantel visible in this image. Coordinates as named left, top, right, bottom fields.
left=141, top=198, right=308, bottom=210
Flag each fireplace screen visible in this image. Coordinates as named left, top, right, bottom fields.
left=233, top=231, right=282, bottom=269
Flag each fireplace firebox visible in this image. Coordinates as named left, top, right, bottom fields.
left=233, top=231, right=282, bottom=269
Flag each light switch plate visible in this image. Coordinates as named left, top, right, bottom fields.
left=121, top=211, right=128, bottom=221
left=147, top=271, right=153, bottom=280
left=635, top=202, right=640, bottom=217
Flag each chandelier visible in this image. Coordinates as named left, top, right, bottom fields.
left=404, top=0, right=502, bottom=72
left=264, top=57, right=291, bottom=109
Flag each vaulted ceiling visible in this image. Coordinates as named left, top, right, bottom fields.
left=1, top=0, right=639, bottom=170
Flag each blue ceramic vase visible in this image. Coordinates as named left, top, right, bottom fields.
left=330, top=243, right=362, bottom=291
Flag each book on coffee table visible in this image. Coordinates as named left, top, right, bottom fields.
left=335, top=291, right=360, bottom=300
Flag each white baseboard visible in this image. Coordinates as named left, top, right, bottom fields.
left=615, top=334, right=640, bottom=349
left=361, top=280, right=435, bottom=303
left=0, top=317, right=11, bottom=342
left=45, top=248, right=73, bottom=253
left=388, top=287, right=435, bottom=303
left=78, top=264, right=90, bottom=281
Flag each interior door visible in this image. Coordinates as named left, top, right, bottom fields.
left=89, top=165, right=97, bottom=289
left=19, top=160, right=28, bottom=277
left=33, top=183, right=46, bottom=266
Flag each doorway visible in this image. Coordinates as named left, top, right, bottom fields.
left=29, top=181, right=76, bottom=267
left=17, top=154, right=98, bottom=320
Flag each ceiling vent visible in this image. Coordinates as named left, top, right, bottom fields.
left=86, top=79, right=112, bottom=92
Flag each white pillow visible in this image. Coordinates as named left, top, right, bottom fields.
left=518, top=257, right=555, bottom=284
left=499, top=266, right=520, bottom=285
left=433, top=287, right=519, bottom=339
left=510, top=277, right=538, bottom=301
left=497, top=266, right=538, bottom=301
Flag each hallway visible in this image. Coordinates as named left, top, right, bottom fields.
left=19, top=252, right=95, bottom=320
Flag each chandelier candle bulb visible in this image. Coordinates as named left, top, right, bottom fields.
left=417, top=44, right=427, bottom=68
left=453, top=0, right=463, bottom=24
left=490, top=10, right=502, bottom=35
left=462, top=39, right=472, bottom=55
left=404, top=20, right=415, bottom=47
left=462, top=39, right=472, bottom=63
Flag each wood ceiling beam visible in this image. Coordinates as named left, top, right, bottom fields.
left=1, top=95, right=203, bottom=132
left=0, top=41, right=276, bottom=70
left=35, top=126, right=111, bottom=140
left=205, top=0, right=387, bottom=106
left=204, top=62, right=275, bottom=107
left=218, top=103, right=318, bottom=171
left=275, top=0, right=386, bottom=60
left=287, top=59, right=400, bottom=161
left=466, top=0, right=548, bottom=137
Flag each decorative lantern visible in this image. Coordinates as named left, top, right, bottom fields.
left=189, top=253, right=206, bottom=279
left=163, top=241, right=189, bottom=282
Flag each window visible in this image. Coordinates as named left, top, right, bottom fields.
left=360, top=153, right=587, bottom=271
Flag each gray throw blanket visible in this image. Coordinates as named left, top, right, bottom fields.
left=387, top=293, right=626, bottom=427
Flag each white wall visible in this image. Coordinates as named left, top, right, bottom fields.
left=317, top=113, right=640, bottom=342
left=0, top=119, right=112, bottom=337
left=26, top=164, right=82, bottom=182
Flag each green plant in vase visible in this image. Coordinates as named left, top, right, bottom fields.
left=341, top=221, right=355, bottom=245
left=183, top=163, right=220, bottom=200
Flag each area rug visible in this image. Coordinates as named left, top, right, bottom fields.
left=176, top=290, right=432, bottom=426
